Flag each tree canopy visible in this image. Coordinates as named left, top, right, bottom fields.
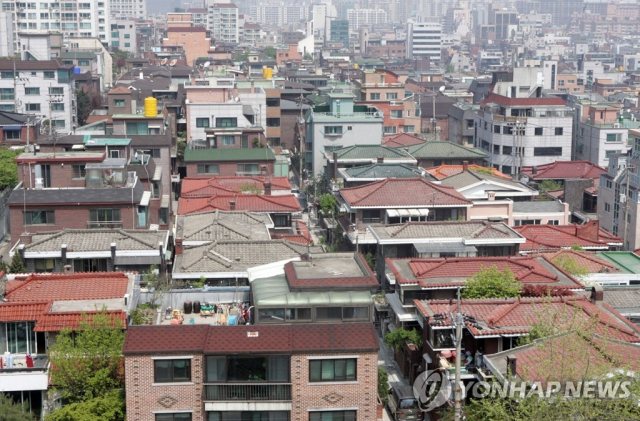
left=45, top=390, right=125, bottom=421
left=462, top=266, right=521, bottom=299
left=0, top=148, right=22, bottom=190
left=0, top=394, right=35, bottom=421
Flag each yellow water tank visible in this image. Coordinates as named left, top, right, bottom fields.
left=266, top=68, right=273, bottom=79
left=354, top=63, right=359, bottom=69
left=262, top=66, right=267, bottom=78
left=144, top=97, right=157, bottom=117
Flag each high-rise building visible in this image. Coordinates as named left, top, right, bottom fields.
left=346, top=8, right=386, bottom=32
left=406, top=19, right=441, bottom=66
left=0, top=0, right=111, bottom=51
left=110, top=0, right=146, bottom=19
left=330, top=19, right=349, bottom=48
left=209, top=3, right=239, bottom=44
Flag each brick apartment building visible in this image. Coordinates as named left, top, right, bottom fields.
left=123, top=323, right=379, bottom=421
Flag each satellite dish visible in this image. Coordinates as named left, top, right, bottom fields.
left=169, top=59, right=177, bottom=66
left=204, top=61, right=210, bottom=68
left=161, top=58, right=168, bottom=65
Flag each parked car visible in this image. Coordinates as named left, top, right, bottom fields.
left=388, top=384, right=424, bottom=420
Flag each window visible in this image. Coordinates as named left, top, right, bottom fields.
left=126, top=122, right=148, bottom=135
left=316, top=306, right=368, bottom=321
left=494, top=125, right=501, bottom=134
left=514, top=219, right=541, bottom=226
left=89, top=208, right=121, bottom=224
left=221, top=135, right=234, bottom=146
left=466, top=119, right=474, bottom=128
left=502, top=165, right=512, bottom=175
left=155, top=413, right=192, bottom=421
left=606, top=133, right=619, bottom=142
left=369, top=93, right=380, bottom=100
left=386, top=92, right=398, bottom=100
left=503, top=126, right=512, bottom=135
left=26, top=103, right=41, bottom=112
left=53, top=119, right=65, bottom=128
left=605, top=203, right=611, bottom=212
left=49, top=87, right=64, bottom=95
left=266, top=118, right=280, bottom=127
left=605, top=179, right=612, bottom=189
left=324, top=126, right=342, bottom=135
left=1, top=71, right=13, bottom=78
left=361, top=209, right=380, bottom=223
left=605, top=150, right=622, bottom=159
left=72, top=164, right=86, bottom=178
left=503, top=146, right=512, bottom=155
left=535, top=127, right=543, bottom=136
left=403, top=125, right=414, bottom=133
left=216, top=117, right=237, bottom=128
left=390, top=110, right=403, bottom=119
left=25, top=87, right=40, bottom=95
left=4, top=129, right=20, bottom=141
left=78, top=60, right=89, bottom=66
left=309, top=359, right=356, bottom=382
left=196, top=118, right=210, bottom=128
left=383, top=126, right=397, bottom=134
left=124, top=33, right=131, bottom=39
left=0, top=88, right=14, bottom=100
left=547, top=220, right=559, bottom=225
left=533, top=147, right=562, bottom=156
left=206, top=355, right=290, bottom=382
left=35, top=258, right=56, bottom=273
left=44, top=71, right=55, bottom=79
left=554, top=127, right=563, bottom=135
left=266, top=98, right=280, bottom=107
left=237, top=163, right=259, bottom=175
left=206, top=412, right=288, bottom=421
left=24, top=210, right=55, bottom=225
left=154, top=359, right=191, bottom=383
left=197, top=164, right=219, bottom=174
left=124, top=43, right=131, bottom=48
left=309, top=412, right=356, bottom=421
left=52, top=103, right=65, bottom=111
left=114, top=99, right=125, bottom=107
left=493, top=145, right=500, bottom=154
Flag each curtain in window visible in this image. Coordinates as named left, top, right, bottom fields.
left=321, top=360, right=334, bottom=380
left=206, top=357, right=227, bottom=382
left=268, top=356, right=289, bottom=382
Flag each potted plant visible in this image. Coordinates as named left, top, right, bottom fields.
left=377, top=367, right=389, bottom=420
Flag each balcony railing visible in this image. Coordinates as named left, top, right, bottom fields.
left=87, top=221, right=123, bottom=229
left=204, top=383, right=292, bottom=401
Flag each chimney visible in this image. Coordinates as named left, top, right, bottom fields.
left=463, top=161, right=469, bottom=172
left=63, top=265, right=72, bottom=273
left=230, top=200, right=236, bottom=211
left=532, top=166, right=538, bottom=175
left=61, top=244, right=67, bottom=266
left=591, top=284, right=604, bottom=305
left=175, top=238, right=183, bottom=255
left=264, top=182, right=272, bottom=195
left=506, top=356, right=517, bottom=377
left=18, top=244, right=25, bottom=266
left=110, top=243, right=116, bottom=268
left=578, top=219, right=600, bottom=241
left=333, top=151, right=338, bottom=181
left=377, top=156, right=384, bottom=163
left=487, top=191, right=496, bottom=201
left=20, top=232, right=32, bottom=245
left=261, top=165, right=268, bottom=176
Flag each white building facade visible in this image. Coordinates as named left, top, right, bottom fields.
left=109, top=0, right=145, bottom=19
left=406, top=19, right=442, bottom=66
left=208, top=3, right=239, bottom=44
left=346, top=8, right=387, bottom=32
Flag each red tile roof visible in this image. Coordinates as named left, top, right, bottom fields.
left=426, top=164, right=511, bottom=180
left=521, top=161, right=607, bottom=180
left=387, top=256, right=584, bottom=289
left=415, top=296, right=640, bottom=342
left=178, top=194, right=301, bottom=215
left=481, top=93, right=567, bottom=107
left=5, top=272, right=130, bottom=302
left=108, top=86, right=132, bottom=95
left=123, top=323, right=379, bottom=355
left=284, top=253, right=379, bottom=291
left=271, top=220, right=312, bottom=245
left=541, top=249, right=618, bottom=273
left=167, top=27, right=208, bottom=32
left=382, top=133, right=426, bottom=148
left=514, top=221, right=622, bottom=252
left=181, top=176, right=291, bottom=197
left=339, top=178, right=471, bottom=208
left=0, top=302, right=51, bottom=322
left=34, top=310, right=127, bottom=332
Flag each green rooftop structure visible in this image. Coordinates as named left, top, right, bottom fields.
left=596, top=252, right=640, bottom=274
left=184, top=147, right=276, bottom=162
left=84, top=138, right=132, bottom=146
left=399, top=141, right=488, bottom=167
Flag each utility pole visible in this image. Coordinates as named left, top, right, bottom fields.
left=432, top=93, right=437, bottom=141
left=453, top=287, right=463, bottom=421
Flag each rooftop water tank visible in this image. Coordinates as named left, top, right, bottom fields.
left=144, top=97, right=157, bottom=117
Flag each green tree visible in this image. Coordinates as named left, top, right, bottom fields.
left=46, top=390, right=125, bottom=421
left=0, top=148, right=21, bottom=189
left=0, top=394, right=35, bottom=421
left=264, top=47, right=276, bottom=59
left=48, top=309, right=125, bottom=402
left=462, top=266, right=521, bottom=299
left=538, top=179, right=563, bottom=192
left=552, top=255, right=589, bottom=279
left=8, top=253, right=27, bottom=273
left=76, top=90, right=91, bottom=127
left=303, top=53, right=313, bottom=60
left=445, top=62, right=455, bottom=73
left=110, top=47, right=131, bottom=78
left=319, top=194, right=338, bottom=217
left=378, top=367, right=390, bottom=404
left=384, top=328, right=423, bottom=350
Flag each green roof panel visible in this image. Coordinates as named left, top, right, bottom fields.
left=184, top=147, right=276, bottom=162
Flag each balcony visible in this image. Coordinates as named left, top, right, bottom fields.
left=204, top=383, right=292, bottom=402
left=0, top=356, right=49, bottom=392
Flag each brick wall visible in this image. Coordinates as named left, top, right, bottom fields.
left=291, top=352, right=378, bottom=421
left=17, top=162, right=87, bottom=189
left=9, top=204, right=138, bottom=245
left=0, top=126, right=38, bottom=146
left=125, top=353, right=204, bottom=421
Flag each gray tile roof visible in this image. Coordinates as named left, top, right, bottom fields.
left=440, top=170, right=536, bottom=193
left=513, top=201, right=565, bottom=213
left=331, top=145, right=414, bottom=161
left=0, top=110, right=31, bottom=126
left=601, top=287, right=640, bottom=312
left=342, top=164, right=431, bottom=179
left=8, top=178, right=145, bottom=205
left=24, top=229, right=168, bottom=252
left=370, top=221, right=525, bottom=243
left=174, top=240, right=318, bottom=275
left=176, top=210, right=272, bottom=242
left=403, top=141, right=488, bottom=159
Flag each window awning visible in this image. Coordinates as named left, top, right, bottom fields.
left=152, top=166, right=162, bottom=181
left=140, top=191, right=151, bottom=207
left=386, top=208, right=429, bottom=218
left=2, top=126, right=21, bottom=130
left=160, top=194, right=170, bottom=208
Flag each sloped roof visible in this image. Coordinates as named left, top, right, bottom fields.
left=174, top=240, right=310, bottom=275
left=341, top=163, right=429, bottom=180
left=439, top=170, right=536, bottom=194
left=370, top=221, right=525, bottom=243
left=176, top=210, right=272, bottom=242
left=0, top=302, right=51, bottom=322
left=415, top=296, right=640, bottom=342
left=402, top=141, right=488, bottom=159
left=5, top=273, right=129, bottom=302
left=600, top=287, right=640, bottom=312
left=108, top=86, right=132, bottom=95
left=0, top=110, right=31, bottom=126
left=270, top=220, right=312, bottom=245
left=382, top=133, right=427, bottom=148
left=542, top=249, right=618, bottom=274
left=123, top=323, right=379, bottom=355
left=34, top=310, right=127, bottom=332
left=340, top=178, right=471, bottom=208
left=24, top=229, right=168, bottom=253
left=514, top=221, right=622, bottom=252
left=481, top=93, right=567, bottom=107
left=181, top=176, right=291, bottom=197
left=521, top=161, right=607, bottom=180
left=387, top=255, right=584, bottom=289
left=178, top=194, right=301, bottom=215
left=427, top=164, right=511, bottom=180
left=329, top=144, right=414, bottom=161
